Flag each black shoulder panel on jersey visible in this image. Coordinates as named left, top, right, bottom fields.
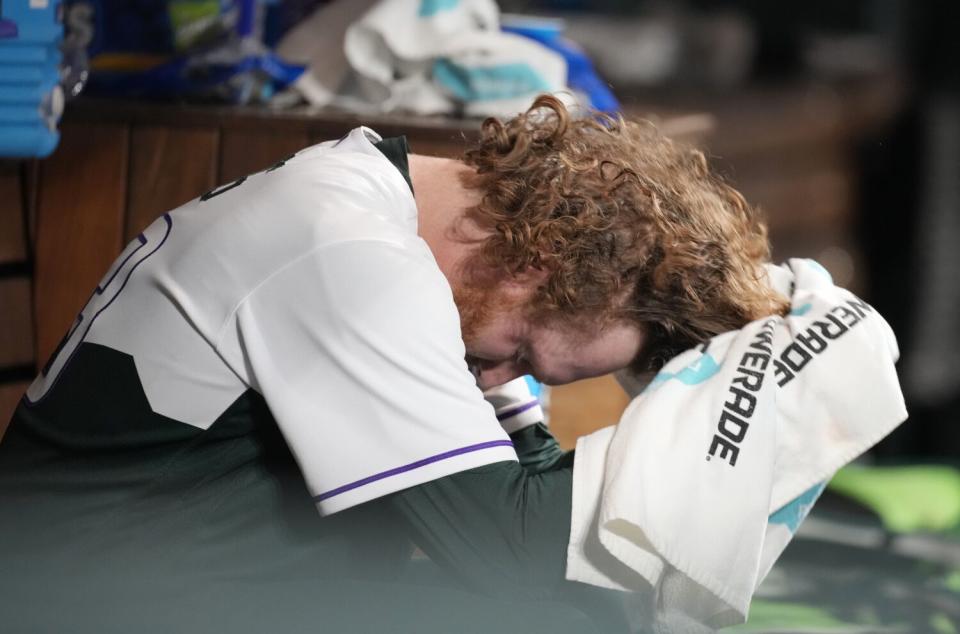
left=373, top=136, right=413, bottom=194
left=12, top=342, right=256, bottom=451
left=1, top=341, right=299, bottom=519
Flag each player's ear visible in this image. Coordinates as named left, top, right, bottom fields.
left=504, top=266, right=550, bottom=292
left=511, top=266, right=550, bottom=286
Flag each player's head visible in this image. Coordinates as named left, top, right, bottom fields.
left=458, top=94, right=788, bottom=387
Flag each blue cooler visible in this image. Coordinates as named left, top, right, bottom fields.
left=0, top=0, right=64, bottom=158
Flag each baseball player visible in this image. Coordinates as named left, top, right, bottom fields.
left=0, top=95, right=786, bottom=632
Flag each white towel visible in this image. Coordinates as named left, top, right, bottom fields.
left=566, top=258, right=908, bottom=630
left=279, top=0, right=569, bottom=117
left=345, top=0, right=568, bottom=117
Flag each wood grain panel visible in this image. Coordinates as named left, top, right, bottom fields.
left=125, top=126, right=218, bottom=242
left=24, top=160, right=40, bottom=248
left=0, top=278, right=34, bottom=368
left=34, top=123, right=129, bottom=366
left=0, top=380, right=30, bottom=441
left=218, top=129, right=310, bottom=184
left=308, top=126, right=351, bottom=147
left=0, top=162, right=26, bottom=263
left=549, top=374, right=630, bottom=450
left=405, top=138, right=465, bottom=159
left=307, top=127, right=468, bottom=160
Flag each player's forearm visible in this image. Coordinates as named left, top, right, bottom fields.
left=388, top=457, right=572, bottom=600
left=510, top=422, right=573, bottom=473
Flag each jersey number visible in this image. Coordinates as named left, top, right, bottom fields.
left=199, top=153, right=295, bottom=201
left=27, top=214, right=174, bottom=404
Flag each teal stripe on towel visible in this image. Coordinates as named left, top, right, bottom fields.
left=646, top=353, right=722, bottom=393
left=433, top=59, right=551, bottom=101
left=769, top=482, right=826, bottom=533
left=419, top=0, right=459, bottom=17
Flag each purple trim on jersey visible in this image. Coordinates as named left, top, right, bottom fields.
left=314, top=439, right=515, bottom=503
left=496, top=400, right=540, bottom=421
left=39, top=233, right=149, bottom=378
left=26, top=215, right=174, bottom=406
left=39, top=234, right=149, bottom=378
left=97, top=233, right=148, bottom=293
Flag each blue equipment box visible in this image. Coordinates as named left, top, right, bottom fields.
left=0, top=0, right=64, bottom=158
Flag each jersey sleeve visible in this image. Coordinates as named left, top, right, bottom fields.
left=218, top=239, right=517, bottom=515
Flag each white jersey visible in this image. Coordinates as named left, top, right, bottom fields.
left=25, top=127, right=516, bottom=515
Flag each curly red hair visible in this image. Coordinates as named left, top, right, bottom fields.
left=460, top=95, right=789, bottom=371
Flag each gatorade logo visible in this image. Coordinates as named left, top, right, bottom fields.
left=707, top=318, right=777, bottom=466
left=774, top=298, right=872, bottom=387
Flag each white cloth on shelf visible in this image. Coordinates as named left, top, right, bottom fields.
left=278, top=0, right=568, bottom=117
left=566, top=258, right=908, bottom=630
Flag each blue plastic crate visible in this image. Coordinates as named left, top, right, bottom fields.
left=0, top=0, right=64, bottom=158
